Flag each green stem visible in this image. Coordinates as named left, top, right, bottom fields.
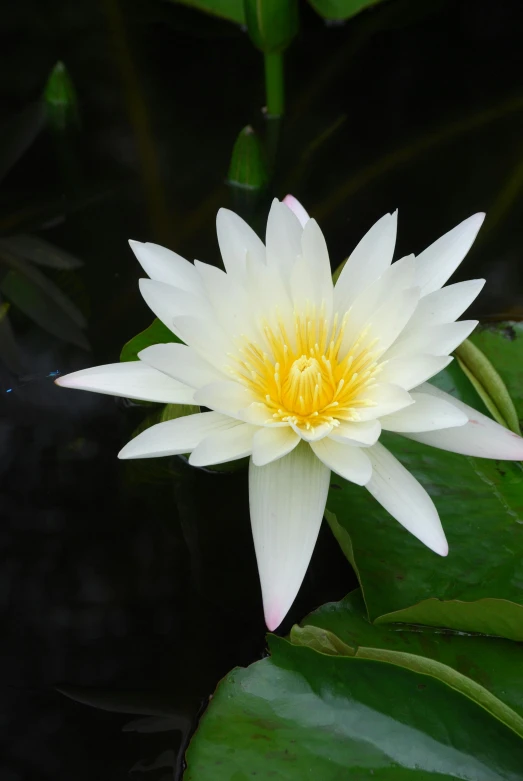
left=264, top=52, right=284, bottom=118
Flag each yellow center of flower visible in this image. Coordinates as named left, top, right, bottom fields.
left=232, top=306, right=381, bottom=432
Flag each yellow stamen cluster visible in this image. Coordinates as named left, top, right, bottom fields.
left=231, top=305, right=381, bottom=433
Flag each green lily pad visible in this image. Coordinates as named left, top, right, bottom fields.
left=292, top=589, right=523, bottom=739
left=185, top=635, right=523, bottom=780
left=326, top=322, right=523, bottom=639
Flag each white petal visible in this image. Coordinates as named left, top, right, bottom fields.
left=341, top=286, right=420, bottom=357
left=334, top=211, right=397, bottom=313
left=189, top=422, right=257, bottom=466
left=402, top=383, right=523, bottom=459
left=329, top=420, right=381, bottom=445
left=283, top=194, right=310, bottom=227
left=384, top=320, right=478, bottom=361
left=139, top=278, right=203, bottom=332
left=266, top=199, right=303, bottom=273
left=138, top=343, right=226, bottom=388
left=355, top=383, right=413, bottom=421
left=378, top=354, right=453, bottom=391
left=56, top=362, right=195, bottom=404
left=366, top=442, right=448, bottom=555
left=311, top=438, right=372, bottom=485
left=240, top=402, right=278, bottom=426
left=339, top=255, right=415, bottom=345
left=415, top=213, right=485, bottom=296
left=249, top=443, right=331, bottom=630
left=118, top=411, right=236, bottom=459
left=195, top=260, right=259, bottom=342
left=380, top=391, right=468, bottom=432
left=194, top=380, right=258, bottom=418
left=252, top=426, right=300, bottom=466
left=406, top=279, right=485, bottom=331
left=290, top=421, right=334, bottom=441
left=216, top=208, right=266, bottom=279
left=301, top=218, right=333, bottom=309
left=128, top=241, right=202, bottom=295
left=170, top=314, right=233, bottom=369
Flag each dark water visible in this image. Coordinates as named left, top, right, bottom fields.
left=2, top=0, right=523, bottom=778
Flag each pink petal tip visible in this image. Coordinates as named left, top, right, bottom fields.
left=282, top=195, right=310, bottom=227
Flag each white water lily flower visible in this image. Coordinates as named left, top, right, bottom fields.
left=57, top=196, right=523, bottom=630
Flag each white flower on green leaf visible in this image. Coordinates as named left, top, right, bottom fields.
left=57, top=197, right=523, bottom=630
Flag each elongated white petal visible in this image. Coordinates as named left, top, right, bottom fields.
left=129, top=241, right=202, bottom=295
left=194, top=381, right=258, bottom=417
left=266, top=199, right=303, bottom=272
left=189, top=422, right=257, bottom=466
left=368, top=286, right=421, bottom=355
left=334, top=211, right=397, bottom=312
left=340, top=255, right=415, bottom=347
left=195, top=260, right=260, bottom=342
left=290, top=421, right=334, bottom=441
left=249, top=443, right=331, bottom=630
left=366, top=442, right=448, bottom=555
left=406, top=279, right=485, bottom=332
left=356, top=383, right=413, bottom=421
left=56, top=362, right=195, bottom=404
left=415, top=213, right=485, bottom=296
left=139, top=278, right=203, bottom=331
left=329, top=420, right=381, bottom=445
left=311, top=438, right=372, bottom=485
left=283, top=194, right=310, bottom=227
left=138, top=343, right=225, bottom=388
left=170, top=314, right=233, bottom=369
left=252, top=426, right=300, bottom=466
left=301, top=218, right=333, bottom=308
left=118, top=411, right=237, bottom=459
left=381, top=391, right=468, bottom=432
left=384, top=320, right=478, bottom=360
left=240, top=402, right=277, bottom=426
left=403, top=383, right=523, bottom=459
left=378, top=354, right=452, bottom=391
left=216, top=208, right=265, bottom=278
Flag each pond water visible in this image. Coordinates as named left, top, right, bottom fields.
left=2, top=0, right=523, bottom=778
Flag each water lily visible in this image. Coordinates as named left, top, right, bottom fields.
left=57, top=197, right=523, bottom=630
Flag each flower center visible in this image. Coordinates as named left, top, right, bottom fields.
left=231, top=306, right=382, bottom=432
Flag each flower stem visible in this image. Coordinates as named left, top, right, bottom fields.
left=264, top=52, right=284, bottom=118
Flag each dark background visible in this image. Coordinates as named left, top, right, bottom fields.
left=1, top=0, right=523, bottom=778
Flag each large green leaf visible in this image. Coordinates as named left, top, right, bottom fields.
left=326, top=322, right=523, bottom=639
left=168, top=0, right=245, bottom=24
left=185, top=635, right=523, bottom=779
left=120, top=318, right=181, bottom=362
left=292, top=589, right=523, bottom=738
left=308, top=0, right=389, bottom=21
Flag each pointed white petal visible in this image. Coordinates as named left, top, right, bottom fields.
left=138, top=343, right=225, bottom=388
left=339, top=255, right=415, bottom=346
left=189, top=422, right=257, bottom=466
left=378, top=354, right=453, bottom=391
left=301, top=218, right=333, bottom=308
left=56, top=362, right=195, bottom=404
left=311, top=438, right=372, bottom=485
left=406, top=279, right=485, bottom=331
left=240, top=402, right=278, bottom=426
left=252, top=426, right=300, bottom=466
left=290, top=421, right=334, bottom=441
left=334, top=211, right=397, bottom=312
left=384, top=320, right=478, bottom=360
left=249, top=443, right=331, bottom=630
left=170, top=314, right=233, bottom=370
left=139, top=278, right=203, bottom=332
left=381, top=391, right=468, bottom=432
left=415, top=213, right=485, bottom=296
left=195, top=260, right=259, bottom=342
left=118, top=411, right=236, bottom=459
left=355, top=383, right=413, bottom=421
left=128, top=241, right=202, bottom=295
left=194, top=381, right=258, bottom=418
left=329, top=420, right=381, bottom=445
left=366, top=442, right=448, bottom=555
left=341, top=286, right=420, bottom=357
left=283, top=194, right=310, bottom=227
left=266, top=199, right=303, bottom=273
left=216, top=208, right=266, bottom=278
left=402, top=383, right=523, bottom=459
